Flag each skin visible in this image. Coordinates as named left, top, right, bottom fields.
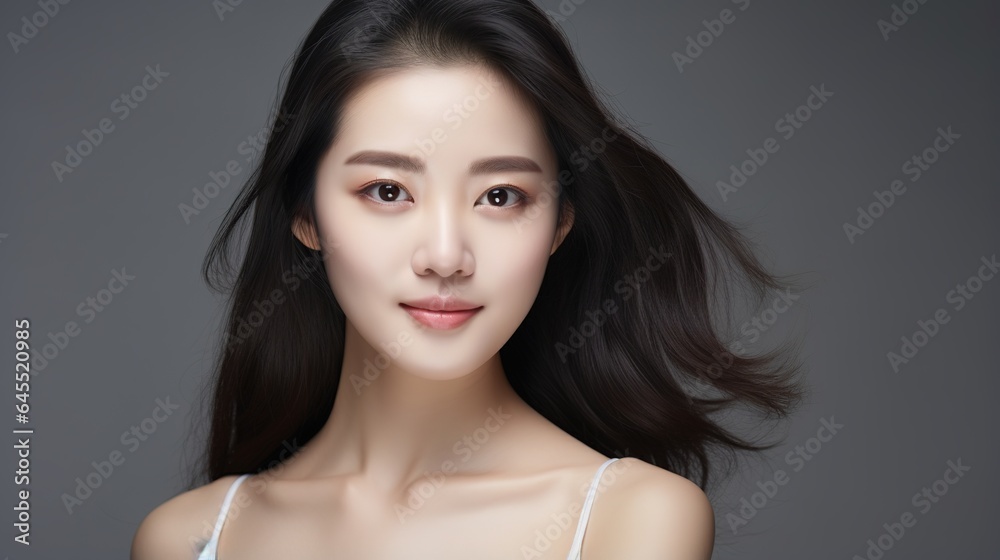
left=132, top=64, right=714, bottom=560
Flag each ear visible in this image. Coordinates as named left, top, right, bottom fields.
left=550, top=199, right=575, bottom=256
left=291, top=213, right=321, bottom=251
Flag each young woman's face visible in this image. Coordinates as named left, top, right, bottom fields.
left=297, top=64, right=572, bottom=381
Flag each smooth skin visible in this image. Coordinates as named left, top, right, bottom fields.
left=132, top=64, right=714, bottom=560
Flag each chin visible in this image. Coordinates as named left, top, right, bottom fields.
left=347, top=306, right=521, bottom=381
left=381, top=356, right=482, bottom=383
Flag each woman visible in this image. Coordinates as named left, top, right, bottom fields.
left=133, top=0, right=806, bottom=558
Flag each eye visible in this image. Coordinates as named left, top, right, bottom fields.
left=358, top=180, right=413, bottom=206
left=476, top=185, right=528, bottom=209
left=356, top=180, right=529, bottom=210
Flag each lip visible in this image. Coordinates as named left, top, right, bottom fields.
left=399, top=297, right=483, bottom=330
left=401, top=296, right=481, bottom=312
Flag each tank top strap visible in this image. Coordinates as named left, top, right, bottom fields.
left=565, top=458, right=620, bottom=560
left=198, top=474, right=251, bottom=560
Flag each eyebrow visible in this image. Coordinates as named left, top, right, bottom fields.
left=344, top=150, right=543, bottom=175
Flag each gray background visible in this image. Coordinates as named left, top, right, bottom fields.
left=2, top=0, right=997, bottom=557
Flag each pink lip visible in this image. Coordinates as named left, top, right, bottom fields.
left=400, top=303, right=482, bottom=330
left=402, top=295, right=481, bottom=312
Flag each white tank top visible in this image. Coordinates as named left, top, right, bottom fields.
left=197, top=457, right=620, bottom=559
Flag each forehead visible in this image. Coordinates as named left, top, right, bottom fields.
left=333, top=64, right=556, bottom=169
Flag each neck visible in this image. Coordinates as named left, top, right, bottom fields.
left=299, top=320, right=531, bottom=495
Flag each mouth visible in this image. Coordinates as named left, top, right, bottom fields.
left=399, top=303, right=483, bottom=330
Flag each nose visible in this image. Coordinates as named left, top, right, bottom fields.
left=411, top=197, right=476, bottom=278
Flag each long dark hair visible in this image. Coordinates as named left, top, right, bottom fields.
left=191, top=0, right=809, bottom=494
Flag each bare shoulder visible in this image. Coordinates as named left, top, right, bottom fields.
left=130, top=474, right=244, bottom=560
left=587, top=457, right=715, bottom=560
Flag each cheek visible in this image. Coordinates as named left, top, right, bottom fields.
left=487, top=220, right=556, bottom=304
left=496, top=234, right=550, bottom=280
left=313, top=193, right=401, bottom=311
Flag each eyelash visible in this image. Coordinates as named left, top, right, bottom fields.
left=355, top=178, right=532, bottom=211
